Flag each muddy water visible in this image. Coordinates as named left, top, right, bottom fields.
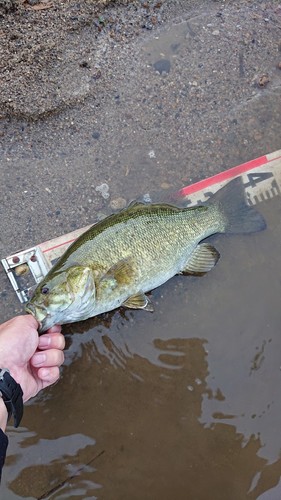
left=1, top=7, right=281, bottom=500
left=1, top=195, right=280, bottom=500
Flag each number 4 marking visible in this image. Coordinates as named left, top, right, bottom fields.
left=243, top=171, right=273, bottom=188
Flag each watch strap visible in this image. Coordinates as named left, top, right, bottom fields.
left=0, top=369, right=23, bottom=428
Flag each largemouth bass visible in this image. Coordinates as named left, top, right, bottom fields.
left=26, top=177, right=266, bottom=332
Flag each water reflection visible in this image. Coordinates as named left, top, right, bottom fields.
left=5, top=332, right=281, bottom=500
left=7, top=435, right=100, bottom=499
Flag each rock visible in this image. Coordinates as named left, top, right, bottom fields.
left=258, top=73, right=270, bottom=87
left=143, top=193, right=152, bottom=203
left=96, top=211, right=108, bottom=221
left=160, top=182, right=171, bottom=189
left=95, top=183, right=110, bottom=199
left=110, top=197, right=127, bottom=210
left=153, top=59, right=171, bottom=75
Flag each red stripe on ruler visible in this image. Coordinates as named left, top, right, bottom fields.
left=41, top=237, right=77, bottom=254
left=177, top=154, right=271, bottom=197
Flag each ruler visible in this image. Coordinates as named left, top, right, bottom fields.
left=2, top=149, right=281, bottom=304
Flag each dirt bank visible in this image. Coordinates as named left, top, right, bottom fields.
left=0, top=0, right=206, bottom=119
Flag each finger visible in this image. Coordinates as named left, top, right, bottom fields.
left=8, top=314, right=39, bottom=332
left=31, top=349, right=64, bottom=368
left=38, top=332, right=65, bottom=351
left=37, top=366, right=60, bottom=386
left=2, top=315, right=39, bottom=350
left=23, top=313, right=39, bottom=329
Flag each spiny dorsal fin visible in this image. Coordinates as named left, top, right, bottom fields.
left=127, top=200, right=146, bottom=209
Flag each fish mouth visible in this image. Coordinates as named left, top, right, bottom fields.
left=25, top=302, right=50, bottom=332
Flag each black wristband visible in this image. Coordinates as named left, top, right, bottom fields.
left=0, top=369, right=23, bottom=428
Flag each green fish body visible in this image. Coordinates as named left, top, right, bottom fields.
left=26, top=177, right=266, bottom=332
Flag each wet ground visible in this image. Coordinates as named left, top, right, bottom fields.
left=0, top=0, right=281, bottom=498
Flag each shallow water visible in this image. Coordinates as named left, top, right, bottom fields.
left=1, top=5, right=281, bottom=500
left=2, top=196, right=281, bottom=500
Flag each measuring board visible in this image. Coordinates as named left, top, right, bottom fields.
left=2, top=149, right=281, bottom=304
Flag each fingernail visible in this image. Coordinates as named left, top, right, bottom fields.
left=33, top=353, right=46, bottom=366
left=38, top=336, right=51, bottom=348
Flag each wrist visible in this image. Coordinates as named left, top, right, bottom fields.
left=0, top=369, right=24, bottom=428
left=0, top=397, right=8, bottom=432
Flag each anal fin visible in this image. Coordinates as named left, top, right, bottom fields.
left=181, top=243, right=220, bottom=276
left=122, top=293, right=154, bottom=312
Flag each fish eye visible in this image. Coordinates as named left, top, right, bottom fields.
left=41, top=285, right=49, bottom=295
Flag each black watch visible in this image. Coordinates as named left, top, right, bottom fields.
left=0, top=369, right=23, bottom=428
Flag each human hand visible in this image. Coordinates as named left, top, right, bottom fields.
left=0, top=315, right=65, bottom=403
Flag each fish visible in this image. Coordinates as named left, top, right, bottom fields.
left=25, top=177, right=266, bottom=332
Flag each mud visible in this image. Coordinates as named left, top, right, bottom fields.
left=0, top=0, right=281, bottom=498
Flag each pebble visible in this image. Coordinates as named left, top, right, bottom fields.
left=258, top=73, right=270, bottom=87
left=96, top=183, right=110, bottom=199
left=96, top=211, right=108, bottom=221
left=212, top=30, right=220, bottom=36
left=143, top=193, right=152, bottom=203
left=153, top=59, right=171, bottom=75
left=160, top=182, right=171, bottom=189
left=110, top=197, right=127, bottom=210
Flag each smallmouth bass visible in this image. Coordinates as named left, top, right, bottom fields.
left=26, top=177, right=266, bottom=332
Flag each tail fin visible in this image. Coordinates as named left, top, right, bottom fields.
left=207, top=177, right=266, bottom=234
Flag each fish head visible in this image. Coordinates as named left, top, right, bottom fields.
left=25, top=265, right=96, bottom=333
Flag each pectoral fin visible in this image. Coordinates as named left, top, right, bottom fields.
left=101, top=258, right=136, bottom=287
left=181, top=243, right=220, bottom=275
left=122, top=293, right=154, bottom=312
